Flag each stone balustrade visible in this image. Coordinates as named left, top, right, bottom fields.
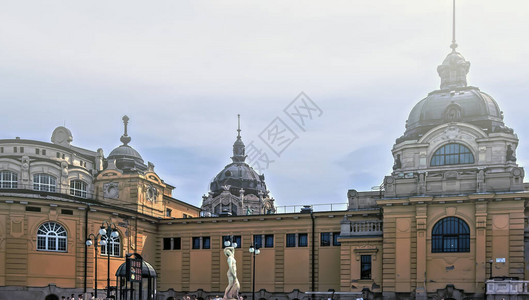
left=486, top=279, right=529, bottom=296
left=340, top=220, right=383, bottom=237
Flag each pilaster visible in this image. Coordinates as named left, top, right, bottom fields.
left=415, top=204, right=427, bottom=300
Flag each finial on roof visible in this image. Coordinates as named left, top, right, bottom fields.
left=120, top=115, right=132, bottom=145
left=437, top=0, right=470, bottom=90
left=450, top=0, right=458, bottom=52
left=231, top=114, right=246, bottom=163
left=237, top=114, right=241, bottom=138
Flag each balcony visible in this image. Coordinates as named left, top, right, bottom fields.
left=486, top=279, right=529, bottom=296
left=340, top=220, right=383, bottom=237
left=0, top=184, right=93, bottom=200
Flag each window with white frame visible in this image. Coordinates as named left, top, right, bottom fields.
left=33, top=174, right=56, bottom=192
left=70, top=180, right=87, bottom=198
left=431, top=143, right=474, bottom=166
left=0, top=171, right=18, bottom=188
left=100, top=234, right=121, bottom=257
left=37, top=222, right=67, bottom=252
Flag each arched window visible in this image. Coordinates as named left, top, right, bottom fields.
left=0, top=171, right=18, bottom=188
left=70, top=180, right=87, bottom=198
left=432, top=217, right=470, bottom=253
left=431, top=143, right=474, bottom=166
left=101, top=234, right=121, bottom=257
left=37, top=222, right=67, bottom=252
left=33, top=174, right=57, bottom=192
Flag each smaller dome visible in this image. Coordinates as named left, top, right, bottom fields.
left=106, top=116, right=147, bottom=171
left=115, top=260, right=157, bottom=278
left=108, top=145, right=144, bottom=162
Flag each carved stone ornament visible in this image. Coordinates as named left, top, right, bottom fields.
left=51, top=126, right=73, bottom=146
left=512, top=167, right=523, bottom=177
left=444, top=171, right=458, bottom=180
left=21, top=156, right=30, bottom=170
left=443, top=126, right=462, bottom=141
left=347, top=189, right=358, bottom=199
left=104, top=182, right=119, bottom=199
left=444, top=103, right=463, bottom=122
left=145, top=184, right=158, bottom=202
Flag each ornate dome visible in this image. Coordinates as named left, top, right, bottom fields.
left=107, top=116, right=147, bottom=171
left=209, top=116, right=269, bottom=198
left=397, top=48, right=510, bottom=143
left=210, top=162, right=268, bottom=198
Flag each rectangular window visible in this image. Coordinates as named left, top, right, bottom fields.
left=13, top=147, right=17, bottom=153
left=56, top=152, right=60, bottom=158
left=164, top=237, right=182, bottom=250
left=361, top=255, right=372, bottom=280
left=203, top=236, right=210, bottom=249
left=321, top=232, right=331, bottom=246
left=20, top=147, right=24, bottom=153
left=1, top=171, right=18, bottom=189
left=26, top=206, right=41, bottom=212
left=0, top=147, right=3, bottom=153
left=36, top=148, right=40, bottom=155
left=286, top=234, right=296, bottom=247
left=163, top=238, right=172, bottom=250
left=42, top=149, right=46, bottom=155
left=70, top=180, right=87, bottom=198
left=61, top=209, right=73, bottom=215
left=298, top=233, right=308, bottom=247
left=166, top=208, right=172, bottom=217
left=192, top=237, right=201, bottom=249
left=253, top=235, right=262, bottom=248
left=264, top=234, right=274, bottom=248
left=174, top=237, right=181, bottom=249
left=333, top=232, right=341, bottom=246
left=233, top=235, right=241, bottom=248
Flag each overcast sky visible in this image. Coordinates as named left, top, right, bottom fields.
left=1, top=0, right=528, bottom=209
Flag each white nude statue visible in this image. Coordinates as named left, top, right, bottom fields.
left=223, top=246, right=240, bottom=300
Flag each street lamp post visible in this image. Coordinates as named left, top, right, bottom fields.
left=249, top=243, right=260, bottom=300
left=488, top=259, right=494, bottom=280
left=86, top=233, right=102, bottom=299
left=99, top=221, right=119, bottom=300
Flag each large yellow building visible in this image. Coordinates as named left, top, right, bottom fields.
left=1, top=14, right=529, bottom=300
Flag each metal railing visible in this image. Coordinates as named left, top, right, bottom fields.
left=274, top=203, right=348, bottom=214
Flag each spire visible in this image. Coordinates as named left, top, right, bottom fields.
left=437, top=0, right=470, bottom=90
left=231, top=114, right=246, bottom=163
left=120, top=115, right=132, bottom=145
left=450, top=0, right=457, bottom=52
left=237, top=114, right=241, bottom=139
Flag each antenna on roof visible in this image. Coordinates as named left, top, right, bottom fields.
left=450, top=0, right=458, bottom=51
